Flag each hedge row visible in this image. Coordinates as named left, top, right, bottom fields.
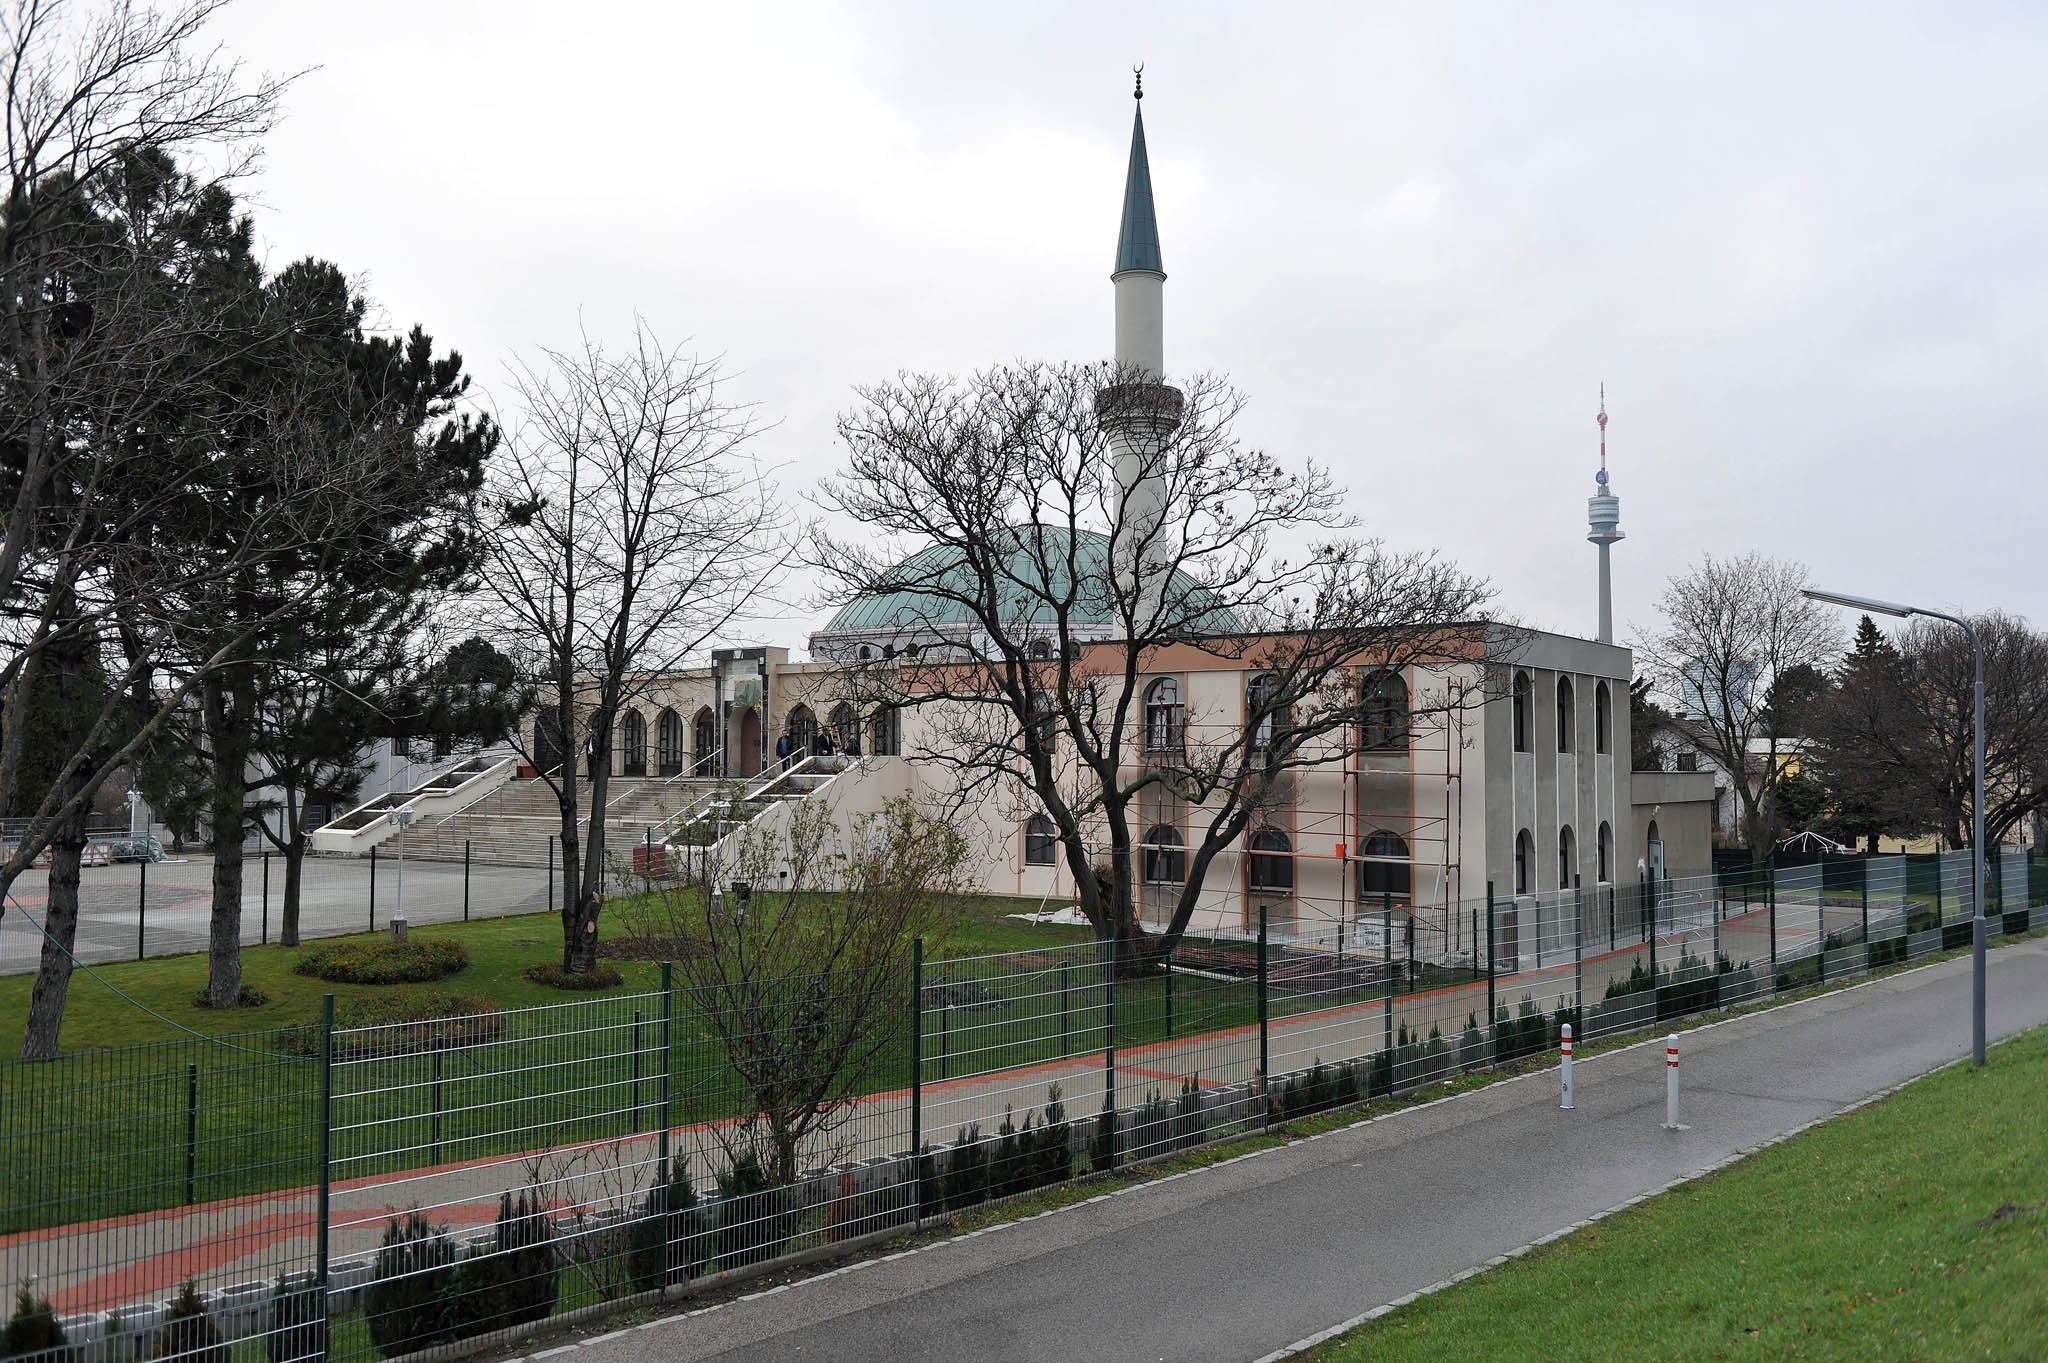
left=295, top=938, right=470, bottom=984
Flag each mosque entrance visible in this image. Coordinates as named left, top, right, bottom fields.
left=737, top=706, right=762, bottom=777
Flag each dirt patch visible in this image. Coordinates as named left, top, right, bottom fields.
left=1977, top=1202, right=2037, bottom=1226
left=601, top=936, right=707, bottom=963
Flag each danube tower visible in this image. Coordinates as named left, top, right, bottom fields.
left=1586, top=387, right=1624, bottom=644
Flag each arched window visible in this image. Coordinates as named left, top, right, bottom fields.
left=1357, top=831, right=1411, bottom=903
left=1361, top=671, right=1410, bottom=751
left=1247, top=828, right=1293, bottom=892
left=1556, top=677, right=1576, bottom=753
left=1247, top=673, right=1283, bottom=752
left=1024, top=814, right=1057, bottom=866
left=1594, top=681, right=1611, bottom=755
left=689, top=707, right=714, bottom=776
left=619, top=709, right=647, bottom=777
left=1558, top=824, right=1576, bottom=890
left=1027, top=637, right=1052, bottom=660
left=829, top=702, right=859, bottom=751
left=1512, top=672, right=1532, bottom=753
left=656, top=709, right=684, bottom=777
left=787, top=705, right=818, bottom=755
left=1598, top=821, right=1613, bottom=883
left=868, top=706, right=901, bottom=757
left=1142, top=824, right=1185, bottom=885
left=1143, top=677, right=1183, bottom=752
left=1515, top=828, right=1534, bottom=896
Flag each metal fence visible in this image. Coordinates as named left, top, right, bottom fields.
left=3, top=848, right=2045, bottom=1362
left=0, top=842, right=558, bottom=977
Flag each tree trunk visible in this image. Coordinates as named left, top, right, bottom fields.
left=203, top=675, right=247, bottom=1009
left=20, top=809, right=87, bottom=1060
left=281, top=842, right=306, bottom=948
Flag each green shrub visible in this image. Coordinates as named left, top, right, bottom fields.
left=1033, top=1085, right=1073, bottom=1187
left=453, top=1191, right=558, bottom=1337
left=988, top=1110, right=1028, bottom=1201
left=265, top=1273, right=326, bottom=1363
left=1868, top=934, right=1907, bottom=968
left=154, top=1281, right=228, bottom=1363
left=191, top=984, right=270, bottom=1009
left=364, top=1212, right=459, bottom=1358
left=273, top=991, right=502, bottom=1058
left=522, top=962, right=624, bottom=991
left=630, top=1168, right=713, bottom=1288
left=2, top=1285, right=66, bottom=1360
left=1129, top=1089, right=1173, bottom=1160
left=296, top=938, right=469, bottom=984
left=943, top=1123, right=989, bottom=1211
left=1087, top=1103, right=1120, bottom=1171
left=715, top=1150, right=797, bottom=1270
left=1173, top=1076, right=1205, bottom=1148
left=1279, top=1059, right=1362, bottom=1119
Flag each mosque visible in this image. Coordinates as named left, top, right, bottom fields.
left=544, top=79, right=1718, bottom=953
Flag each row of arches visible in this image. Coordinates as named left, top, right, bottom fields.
left=1511, top=821, right=1617, bottom=896
left=539, top=701, right=903, bottom=780
left=1140, top=671, right=1414, bottom=755
left=1510, top=673, right=1613, bottom=756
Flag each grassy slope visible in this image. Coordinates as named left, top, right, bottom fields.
left=1308, top=1025, right=2048, bottom=1363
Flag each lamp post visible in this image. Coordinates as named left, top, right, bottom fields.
left=1803, top=588, right=1986, bottom=1066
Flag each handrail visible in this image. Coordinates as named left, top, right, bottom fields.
left=646, top=751, right=831, bottom=846
left=316, top=755, right=516, bottom=835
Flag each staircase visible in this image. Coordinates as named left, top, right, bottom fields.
left=392, top=774, right=728, bottom=869
left=307, top=755, right=516, bottom=855
left=655, top=755, right=859, bottom=880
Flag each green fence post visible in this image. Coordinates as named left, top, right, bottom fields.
left=1934, top=853, right=1942, bottom=927
left=1103, top=919, right=1118, bottom=1169
left=184, top=1062, right=198, bottom=1205
left=1573, top=876, right=1584, bottom=1019
left=548, top=836, right=556, bottom=915
left=1861, top=855, right=1871, bottom=967
left=1257, top=905, right=1271, bottom=1131
left=910, top=938, right=924, bottom=1225
left=261, top=851, right=270, bottom=947
left=657, top=961, right=673, bottom=1219
left=1060, top=960, right=1071, bottom=1056
left=938, top=1004, right=950, bottom=1082
left=1815, top=863, right=1827, bottom=986
left=1609, top=883, right=1616, bottom=952
left=369, top=845, right=378, bottom=933
left=316, top=993, right=335, bottom=1332
left=1767, top=858, right=1778, bottom=986
left=1484, top=883, right=1497, bottom=1060
left=137, top=859, right=146, bottom=960
left=463, top=840, right=471, bottom=922
left=431, top=1038, right=443, bottom=1164
left=630, top=1010, right=644, bottom=1133
left=1382, top=891, right=1394, bottom=1067
left=1164, top=948, right=1175, bottom=1041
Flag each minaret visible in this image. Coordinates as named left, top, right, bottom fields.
left=1102, top=67, right=1183, bottom=626
left=1586, top=386, right=1624, bottom=644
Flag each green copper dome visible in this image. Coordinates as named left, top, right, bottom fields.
left=819, top=527, right=1238, bottom=638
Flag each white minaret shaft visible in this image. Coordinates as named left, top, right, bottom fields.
left=1104, top=69, right=1180, bottom=629
left=1586, top=387, right=1624, bottom=645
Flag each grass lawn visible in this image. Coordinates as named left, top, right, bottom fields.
left=1305, top=1023, right=2048, bottom=1363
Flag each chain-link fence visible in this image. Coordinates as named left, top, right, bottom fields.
left=3, top=848, right=2044, bottom=1361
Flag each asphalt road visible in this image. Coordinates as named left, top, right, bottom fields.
left=0, top=853, right=552, bottom=974
left=530, top=935, right=2048, bottom=1363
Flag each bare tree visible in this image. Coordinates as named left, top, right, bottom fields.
left=0, top=0, right=288, bottom=918
left=482, top=322, right=789, bottom=973
left=669, top=797, right=968, bottom=1185
left=1633, top=553, right=1842, bottom=861
left=816, top=362, right=1496, bottom=968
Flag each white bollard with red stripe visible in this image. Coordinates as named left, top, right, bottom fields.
left=1559, top=1024, right=1575, bottom=1110
left=1662, top=1033, right=1685, bottom=1130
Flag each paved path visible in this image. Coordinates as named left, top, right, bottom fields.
left=535, top=935, right=2048, bottom=1363
left=0, top=854, right=552, bottom=974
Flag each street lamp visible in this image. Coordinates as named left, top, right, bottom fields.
left=1803, top=587, right=1986, bottom=1066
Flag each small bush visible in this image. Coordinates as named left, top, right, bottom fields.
left=1087, top=1103, right=1120, bottom=1171
left=630, top=1168, right=714, bottom=1287
left=364, top=1212, right=459, bottom=1358
left=296, top=938, right=469, bottom=985
left=522, top=962, right=625, bottom=991
left=192, top=984, right=270, bottom=1009
left=265, top=1273, right=326, bottom=1363
left=715, top=1150, right=797, bottom=1270
left=453, top=1191, right=558, bottom=1337
left=988, top=1110, right=1028, bottom=1201
left=273, top=991, right=502, bottom=1058
left=1173, top=1075, right=1206, bottom=1148
left=3, top=1285, right=66, bottom=1360
left=1129, top=1089, right=1173, bottom=1160
left=943, top=1123, right=990, bottom=1210
left=154, top=1281, right=229, bottom=1363
left=1033, top=1085, right=1073, bottom=1187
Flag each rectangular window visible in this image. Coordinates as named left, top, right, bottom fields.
left=1677, top=751, right=1698, bottom=772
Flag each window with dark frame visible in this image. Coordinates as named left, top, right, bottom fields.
left=1024, top=814, right=1057, bottom=866
left=1247, top=828, right=1293, bottom=892
left=1142, top=824, right=1185, bottom=885
left=1512, top=672, right=1532, bottom=752
left=1361, top=671, right=1410, bottom=751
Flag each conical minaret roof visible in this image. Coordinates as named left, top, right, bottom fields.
left=1113, top=76, right=1164, bottom=278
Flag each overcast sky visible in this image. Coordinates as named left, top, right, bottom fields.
left=206, top=0, right=2047, bottom=655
